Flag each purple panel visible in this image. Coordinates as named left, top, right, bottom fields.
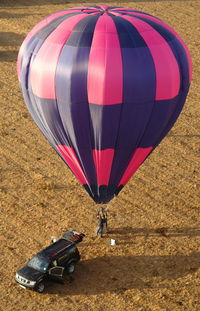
left=36, top=12, right=83, bottom=40
left=70, top=48, right=91, bottom=104
left=22, top=87, right=73, bottom=173
left=89, top=103, right=122, bottom=150
left=121, top=45, right=156, bottom=102
left=55, top=102, right=97, bottom=185
left=108, top=100, right=154, bottom=186
left=20, top=36, right=59, bottom=147
left=153, top=87, right=189, bottom=147
left=139, top=87, right=189, bottom=148
left=128, top=14, right=190, bottom=92
left=29, top=94, right=69, bottom=146
left=56, top=45, right=97, bottom=185
left=21, top=86, right=54, bottom=146
left=103, top=16, right=156, bottom=186
left=55, top=45, right=76, bottom=104
left=139, top=97, right=178, bottom=148
left=65, top=14, right=100, bottom=47
left=20, top=37, right=44, bottom=88
left=83, top=184, right=115, bottom=204
left=55, top=46, right=92, bottom=144
left=115, top=101, right=155, bottom=148
left=56, top=45, right=97, bottom=104
left=19, top=12, right=84, bottom=86
left=111, top=16, right=156, bottom=104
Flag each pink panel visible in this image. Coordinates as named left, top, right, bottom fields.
left=57, top=145, right=88, bottom=184
left=30, top=14, right=87, bottom=99
left=93, top=149, right=115, bottom=185
left=17, top=10, right=76, bottom=79
left=119, top=147, right=153, bottom=186
left=128, top=12, right=192, bottom=82
left=87, top=14, right=123, bottom=105
left=113, top=13, right=180, bottom=100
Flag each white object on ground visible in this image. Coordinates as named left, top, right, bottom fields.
left=110, top=239, right=116, bottom=246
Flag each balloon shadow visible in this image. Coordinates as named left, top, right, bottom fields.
left=0, top=32, right=24, bottom=62
left=168, top=133, right=200, bottom=138
left=109, top=227, right=200, bottom=239
left=0, top=50, right=18, bottom=62
left=79, top=227, right=200, bottom=248
left=0, top=0, right=69, bottom=6
left=0, top=32, right=24, bottom=47
left=46, top=252, right=200, bottom=295
left=0, top=11, right=33, bottom=18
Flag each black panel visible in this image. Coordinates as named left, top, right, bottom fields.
left=65, top=14, right=100, bottom=47
left=37, top=12, right=83, bottom=40
left=110, top=14, right=147, bottom=48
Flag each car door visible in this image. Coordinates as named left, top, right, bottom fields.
left=48, top=266, right=64, bottom=283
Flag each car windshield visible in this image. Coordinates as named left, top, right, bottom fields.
left=28, top=255, right=49, bottom=273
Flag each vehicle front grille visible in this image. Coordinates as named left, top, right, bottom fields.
left=16, top=274, right=30, bottom=285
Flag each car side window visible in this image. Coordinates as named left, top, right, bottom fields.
left=69, top=245, right=77, bottom=256
left=57, top=253, right=69, bottom=265
left=49, top=260, right=57, bottom=269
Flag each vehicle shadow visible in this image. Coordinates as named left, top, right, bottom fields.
left=46, top=252, right=200, bottom=295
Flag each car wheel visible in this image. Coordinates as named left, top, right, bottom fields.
left=67, top=264, right=75, bottom=273
left=35, top=281, right=45, bottom=293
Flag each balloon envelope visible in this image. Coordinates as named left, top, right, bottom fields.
left=17, top=5, right=192, bottom=203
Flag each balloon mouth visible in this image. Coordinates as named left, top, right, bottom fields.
left=83, top=184, right=123, bottom=204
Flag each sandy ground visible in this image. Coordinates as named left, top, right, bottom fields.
left=0, top=0, right=199, bottom=310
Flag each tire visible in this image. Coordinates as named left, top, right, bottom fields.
left=35, top=281, right=45, bottom=293
left=67, top=264, right=75, bottom=274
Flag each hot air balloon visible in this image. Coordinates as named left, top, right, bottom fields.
left=17, top=5, right=192, bottom=204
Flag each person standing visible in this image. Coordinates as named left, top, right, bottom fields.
left=96, top=207, right=108, bottom=237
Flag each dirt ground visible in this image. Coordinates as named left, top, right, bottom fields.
left=0, top=0, right=199, bottom=310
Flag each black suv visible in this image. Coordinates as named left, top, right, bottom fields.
left=15, top=231, right=85, bottom=293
